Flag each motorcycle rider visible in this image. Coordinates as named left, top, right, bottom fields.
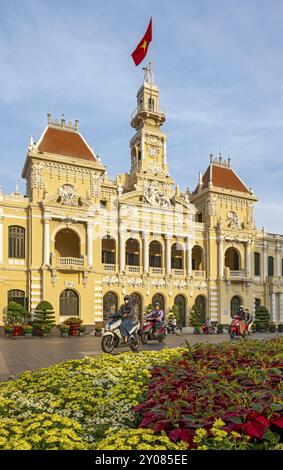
left=244, top=308, right=253, bottom=334
left=235, top=305, right=246, bottom=335
left=149, top=302, right=164, bottom=336
left=118, top=295, right=135, bottom=343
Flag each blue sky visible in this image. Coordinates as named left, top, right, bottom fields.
left=0, top=0, right=282, bottom=233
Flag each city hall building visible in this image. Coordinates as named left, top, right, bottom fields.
left=0, top=68, right=282, bottom=326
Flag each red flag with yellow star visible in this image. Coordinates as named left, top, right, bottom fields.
left=131, top=18, right=152, bottom=66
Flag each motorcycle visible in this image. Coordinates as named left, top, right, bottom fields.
left=141, top=314, right=166, bottom=343
left=101, top=312, right=141, bottom=353
left=165, top=321, right=182, bottom=336
left=201, top=322, right=216, bottom=335
left=229, top=315, right=248, bottom=339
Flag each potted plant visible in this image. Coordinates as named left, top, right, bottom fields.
left=190, top=304, right=201, bottom=334
left=4, top=325, right=13, bottom=338
left=60, top=325, right=69, bottom=338
left=255, top=306, right=271, bottom=332
left=78, top=325, right=86, bottom=336
left=95, top=326, right=103, bottom=337
left=43, top=325, right=52, bottom=336
left=23, top=324, right=33, bottom=337
left=217, top=324, right=224, bottom=334
left=64, top=317, right=83, bottom=336
left=33, top=301, right=56, bottom=336
left=269, top=322, right=277, bottom=333
left=278, top=324, right=283, bottom=333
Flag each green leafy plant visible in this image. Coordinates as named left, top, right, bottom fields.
left=79, top=325, right=86, bottom=333
left=33, top=301, right=56, bottom=331
left=269, top=322, right=277, bottom=333
left=6, top=301, right=29, bottom=325
left=169, top=304, right=181, bottom=323
left=255, top=306, right=271, bottom=332
left=217, top=324, right=224, bottom=334
left=64, top=317, right=83, bottom=326
left=277, top=324, right=283, bottom=333
left=190, top=304, right=201, bottom=332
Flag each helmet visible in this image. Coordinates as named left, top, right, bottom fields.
left=154, top=302, right=161, bottom=308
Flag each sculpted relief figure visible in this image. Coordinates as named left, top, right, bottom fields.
left=57, top=184, right=82, bottom=206
left=142, top=181, right=172, bottom=207
left=226, top=211, right=240, bottom=229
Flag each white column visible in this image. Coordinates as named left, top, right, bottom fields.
left=141, top=132, right=145, bottom=159
left=142, top=232, right=149, bottom=273
left=186, top=240, right=192, bottom=276
left=276, top=244, right=281, bottom=277
left=87, top=221, right=93, bottom=267
left=43, top=217, right=50, bottom=266
left=165, top=236, right=171, bottom=274
left=0, top=216, right=3, bottom=264
left=119, top=232, right=126, bottom=272
left=246, top=240, right=251, bottom=276
left=271, top=292, right=276, bottom=322
left=280, top=293, right=283, bottom=323
left=263, top=243, right=268, bottom=281
left=163, top=138, right=167, bottom=164
left=218, top=236, right=224, bottom=278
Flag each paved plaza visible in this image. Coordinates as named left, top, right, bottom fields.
left=0, top=332, right=281, bottom=382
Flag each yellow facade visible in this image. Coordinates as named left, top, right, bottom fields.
left=0, top=70, right=282, bottom=327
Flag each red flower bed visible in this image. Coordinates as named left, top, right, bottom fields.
left=134, top=339, right=283, bottom=448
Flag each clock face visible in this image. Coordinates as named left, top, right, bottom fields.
left=149, top=146, right=157, bottom=157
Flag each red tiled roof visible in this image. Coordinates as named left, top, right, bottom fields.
left=38, top=127, right=96, bottom=161
left=201, top=164, right=249, bottom=193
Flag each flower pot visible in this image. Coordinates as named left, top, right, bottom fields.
left=69, top=325, right=79, bottom=336
left=95, top=331, right=102, bottom=337
left=24, top=332, right=33, bottom=337
left=12, top=326, right=23, bottom=337
left=61, top=332, right=69, bottom=337
left=5, top=332, right=12, bottom=338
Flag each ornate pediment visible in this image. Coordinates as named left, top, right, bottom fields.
left=43, top=184, right=92, bottom=209
left=142, top=180, right=174, bottom=207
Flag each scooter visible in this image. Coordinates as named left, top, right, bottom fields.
left=229, top=315, right=248, bottom=339
left=201, top=322, right=216, bottom=335
left=101, top=312, right=141, bottom=353
left=141, top=314, right=166, bottom=343
left=165, top=321, right=182, bottom=336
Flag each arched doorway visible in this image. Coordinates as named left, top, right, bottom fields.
left=174, top=294, right=186, bottom=327
left=230, top=295, right=242, bottom=317
left=60, top=289, right=79, bottom=316
left=152, top=293, right=165, bottom=313
left=195, top=295, right=206, bottom=323
left=55, top=229, right=80, bottom=258
left=103, top=292, right=118, bottom=322
left=131, top=292, right=143, bottom=321
left=225, top=247, right=240, bottom=271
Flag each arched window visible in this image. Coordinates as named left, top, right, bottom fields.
left=195, top=295, right=206, bottom=323
left=152, top=293, right=165, bottom=313
left=102, top=237, right=116, bottom=265
left=174, top=294, right=186, bottom=327
left=230, top=295, right=242, bottom=317
left=171, top=243, right=184, bottom=269
left=149, top=241, right=162, bottom=268
left=8, top=226, right=25, bottom=258
left=60, top=289, right=79, bottom=316
left=254, top=252, right=261, bottom=276
left=148, top=97, right=154, bottom=111
left=225, top=248, right=240, bottom=271
left=126, top=239, right=140, bottom=266
left=103, top=292, right=118, bottom=322
left=268, top=256, right=274, bottom=276
left=8, top=289, right=26, bottom=307
left=192, top=245, right=203, bottom=271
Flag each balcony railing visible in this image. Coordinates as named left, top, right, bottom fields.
left=172, top=269, right=184, bottom=276
left=58, top=257, right=84, bottom=266
left=192, top=270, right=206, bottom=279
left=149, top=266, right=163, bottom=275
left=131, top=104, right=166, bottom=122
left=103, top=264, right=116, bottom=271
left=230, top=270, right=247, bottom=278
left=127, top=265, right=140, bottom=273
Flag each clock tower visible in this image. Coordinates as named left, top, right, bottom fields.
left=128, top=63, right=171, bottom=188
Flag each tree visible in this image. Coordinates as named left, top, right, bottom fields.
left=6, top=301, right=29, bottom=324
left=255, top=306, right=271, bottom=332
left=169, top=304, right=181, bottom=323
left=189, top=304, right=201, bottom=333
left=33, top=301, right=56, bottom=331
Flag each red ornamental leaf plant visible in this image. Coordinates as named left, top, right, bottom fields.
left=133, top=339, right=283, bottom=449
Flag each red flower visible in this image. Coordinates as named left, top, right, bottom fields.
left=168, top=428, right=194, bottom=444
left=271, top=416, right=283, bottom=429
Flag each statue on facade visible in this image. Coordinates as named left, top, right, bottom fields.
left=143, top=62, right=154, bottom=85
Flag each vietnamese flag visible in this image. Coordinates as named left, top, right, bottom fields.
left=131, top=18, right=152, bottom=66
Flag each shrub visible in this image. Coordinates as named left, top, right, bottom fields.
left=64, top=317, right=83, bottom=326
left=255, top=306, right=271, bottom=332
left=145, top=304, right=153, bottom=315
left=269, top=322, right=277, bottom=333
left=6, top=302, right=29, bottom=325
left=217, top=324, right=224, bottom=334
left=169, top=304, right=181, bottom=323
left=33, top=301, right=56, bottom=330
left=189, top=304, right=201, bottom=329
left=277, top=324, right=283, bottom=333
